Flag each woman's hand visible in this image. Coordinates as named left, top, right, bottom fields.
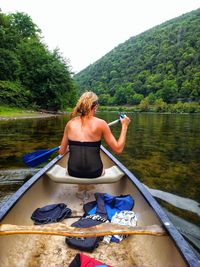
left=120, top=115, right=131, bottom=127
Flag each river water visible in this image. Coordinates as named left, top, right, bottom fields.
left=0, top=112, right=199, bottom=253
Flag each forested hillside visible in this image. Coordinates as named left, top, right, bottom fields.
left=75, top=9, right=200, bottom=106
left=0, top=11, right=76, bottom=111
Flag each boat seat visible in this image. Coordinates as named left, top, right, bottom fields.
left=46, top=164, right=124, bottom=184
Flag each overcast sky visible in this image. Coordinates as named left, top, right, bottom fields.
left=1, top=0, right=200, bottom=73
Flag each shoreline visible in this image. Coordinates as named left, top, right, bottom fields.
left=0, top=113, right=63, bottom=121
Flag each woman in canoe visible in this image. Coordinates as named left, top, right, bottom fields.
left=59, top=91, right=130, bottom=178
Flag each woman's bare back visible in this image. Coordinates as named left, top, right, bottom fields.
left=67, top=116, right=103, bottom=142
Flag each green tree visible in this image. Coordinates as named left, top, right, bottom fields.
left=131, top=93, right=144, bottom=105
left=139, top=98, right=150, bottom=111
left=156, top=79, right=178, bottom=102
left=147, top=92, right=156, bottom=104
left=179, top=80, right=192, bottom=99
left=8, top=12, right=41, bottom=39
left=0, top=11, right=76, bottom=110
left=17, top=40, right=76, bottom=110
left=154, top=98, right=167, bottom=112
left=114, top=86, right=127, bottom=105
left=0, top=80, right=30, bottom=107
left=99, top=93, right=110, bottom=105
left=0, top=49, right=21, bottom=80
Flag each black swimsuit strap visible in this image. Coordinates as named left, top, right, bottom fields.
left=68, top=139, right=101, bottom=147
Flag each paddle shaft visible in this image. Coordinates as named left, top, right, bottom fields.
left=23, top=117, right=122, bottom=167
left=108, top=118, right=121, bottom=127
left=0, top=223, right=166, bottom=237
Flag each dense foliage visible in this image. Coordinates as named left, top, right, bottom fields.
left=75, top=9, right=200, bottom=107
left=0, top=11, right=76, bottom=110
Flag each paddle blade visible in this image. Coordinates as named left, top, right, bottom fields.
left=23, top=147, right=59, bottom=167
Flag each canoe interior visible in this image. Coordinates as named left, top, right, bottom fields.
left=0, top=151, right=187, bottom=267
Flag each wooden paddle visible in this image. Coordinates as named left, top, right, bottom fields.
left=0, top=223, right=166, bottom=237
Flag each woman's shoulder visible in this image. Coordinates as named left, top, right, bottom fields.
left=67, top=116, right=80, bottom=124
left=65, top=117, right=79, bottom=129
left=93, top=117, right=109, bottom=130
left=94, top=117, right=106, bottom=125
left=67, top=116, right=106, bottom=128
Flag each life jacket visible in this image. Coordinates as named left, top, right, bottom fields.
left=68, top=253, right=112, bottom=267
left=85, top=193, right=134, bottom=220
left=66, top=193, right=134, bottom=251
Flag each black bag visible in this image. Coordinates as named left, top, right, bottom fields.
left=65, top=214, right=106, bottom=252
left=31, top=203, right=71, bottom=225
left=66, top=193, right=107, bottom=252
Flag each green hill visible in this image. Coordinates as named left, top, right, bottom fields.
left=74, top=9, right=200, bottom=106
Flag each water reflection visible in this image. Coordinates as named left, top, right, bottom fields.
left=111, top=113, right=200, bottom=203
left=0, top=116, right=68, bottom=168
left=0, top=113, right=199, bottom=234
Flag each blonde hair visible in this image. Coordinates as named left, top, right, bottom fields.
left=70, top=91, right=98, bottom=118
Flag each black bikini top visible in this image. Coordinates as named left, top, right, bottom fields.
left=68, top=139, right=103, bottom=178
left=68, top=139, right=101, bottom=147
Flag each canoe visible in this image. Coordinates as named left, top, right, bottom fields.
left=0, top=146, right=199, bottom=267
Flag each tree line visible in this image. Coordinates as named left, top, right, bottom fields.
left=1, top=9, right=200, bottom=112
left=74, top=9, right=200, bottom=108
left=0, top=11, right=76, bottom=111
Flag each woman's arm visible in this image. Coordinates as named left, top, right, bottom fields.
left=59, top=124, right=69, bottom=155
left=101, top=116, right=130, bottom=154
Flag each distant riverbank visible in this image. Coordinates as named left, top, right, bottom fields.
left=98, top=101, right=200, bottom=113
left=1, top=101, right=200, bottom=120
left=0, top=113, right=60, bottom=121
left=0, top=106, right=62, bottom=120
